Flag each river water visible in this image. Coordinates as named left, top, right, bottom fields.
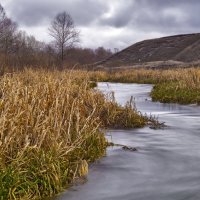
left=57, top=83, right=200, bottom=200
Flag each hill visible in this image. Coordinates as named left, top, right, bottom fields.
left=96, top=33, right=200, bottom=69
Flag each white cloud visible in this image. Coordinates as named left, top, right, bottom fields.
left=79, top=25, right=164, bottom=50
left=20, top=25, right=51, bottom=43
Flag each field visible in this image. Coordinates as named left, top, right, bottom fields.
left=0, top=69, right=150, bottom=199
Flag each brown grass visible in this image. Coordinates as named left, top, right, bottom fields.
left=87, top=67, right=200, bottom=104
left=0, top=69, right=148, bottom=199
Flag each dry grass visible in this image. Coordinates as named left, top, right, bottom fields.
left=87, top=68, right=185, bottom=83
left=148, top=68, right=200, bottom=104
left=0, top=69, right=148, bottom=199
left=88, top=67, right=200, bottom=104
left=90, top=68, right=200, bottom=84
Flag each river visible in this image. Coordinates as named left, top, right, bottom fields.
left=57, top=82, right=200, bottom=200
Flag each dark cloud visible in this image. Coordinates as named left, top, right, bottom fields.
left=2, top=0, right=200, bottom=49
left=5, top=0, right=108, bottom=26
left=99, top=0, right=200, bottom=33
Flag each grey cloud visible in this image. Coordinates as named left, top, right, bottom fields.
left=98, top=0, right=200, bottom=34
left=134, top=0, right=200, bottom=32
left=6, top=0, right=200, bottom=33
left=6, top=0, right=108, bottom=26
left=3, top=0, right=200, bottom=49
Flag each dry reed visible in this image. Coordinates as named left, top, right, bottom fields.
left=0, top=69, right=148, bottom=199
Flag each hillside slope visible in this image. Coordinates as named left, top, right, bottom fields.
left=98, top=33, right=200, bottom=68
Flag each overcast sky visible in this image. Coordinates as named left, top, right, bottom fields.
left=1, top=0, right=200, bottom=50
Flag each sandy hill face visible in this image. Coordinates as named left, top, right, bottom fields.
left=98, top=33, right=200, bottom=68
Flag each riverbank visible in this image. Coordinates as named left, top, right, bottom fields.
left=58, top=82, right=200, bottom=200
left=0, top=69, right=150, bottom=199
left=89, top=68, right=200, bottom=104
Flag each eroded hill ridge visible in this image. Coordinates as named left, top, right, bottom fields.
left=97, top=33, right=200, bottom=68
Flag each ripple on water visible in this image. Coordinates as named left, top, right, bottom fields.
left=57, top=83, right=200, bottom=200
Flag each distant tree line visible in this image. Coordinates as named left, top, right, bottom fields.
left=0, top=4, right=112, bottom=72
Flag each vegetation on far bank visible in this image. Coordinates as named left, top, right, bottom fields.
left=88, top=67, right=200, bottom=104
left=0, top=69, right=150, bottom=199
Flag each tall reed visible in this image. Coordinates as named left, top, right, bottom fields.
left=0, top=69, right=148, bottom=199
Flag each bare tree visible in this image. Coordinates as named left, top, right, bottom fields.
left=0, top=4, right=5, bottom=23
left=49, top=12, right=79, bottom=67
left=0, top=4, right=17, bottom=68
left=0, top=4, right=6, bottom=43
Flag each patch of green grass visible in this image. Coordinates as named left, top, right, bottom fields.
left=151, top=82, right=200, bottom=104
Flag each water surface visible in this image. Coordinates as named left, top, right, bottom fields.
left=57, top=83, right=200, bottom=200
